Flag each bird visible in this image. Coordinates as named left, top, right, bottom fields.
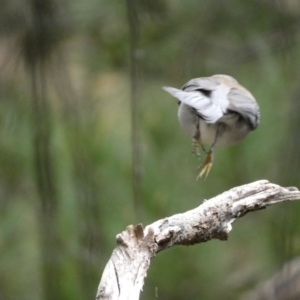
left=163, top=74, right=260, bottom=179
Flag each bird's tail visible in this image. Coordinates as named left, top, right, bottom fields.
left=162, top=86, right=223, bottom=123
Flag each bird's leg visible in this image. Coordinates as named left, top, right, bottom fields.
left=196, top=124, right=220, bottom=180
left=192, top=120, right=201, bottom=159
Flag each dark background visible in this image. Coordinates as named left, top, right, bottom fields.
left=1, top=0, right=300, bottom=299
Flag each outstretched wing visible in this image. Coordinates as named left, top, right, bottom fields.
left=162, top=86, right=223, bottom=123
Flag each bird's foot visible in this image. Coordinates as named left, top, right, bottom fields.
left=196, top=150, right=213, bottom=180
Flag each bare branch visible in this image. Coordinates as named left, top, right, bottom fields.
left=96, top=180, right=300, bottom=300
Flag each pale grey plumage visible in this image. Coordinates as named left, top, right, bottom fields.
left=163, top=74, right=260, bottom=178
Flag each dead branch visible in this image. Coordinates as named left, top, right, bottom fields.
left=96, top=180, right=300, bottom=300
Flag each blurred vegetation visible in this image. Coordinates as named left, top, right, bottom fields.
left=1, top=0, right=300, bottom=299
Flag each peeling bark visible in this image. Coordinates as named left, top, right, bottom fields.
left=96, top=180, right=300, bottom=300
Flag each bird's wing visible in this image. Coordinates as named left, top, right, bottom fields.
left=182, top=77, right=220, bottom=92
left=227, top=88, right=260, bottom=130
left=162, top=86, right=223, bottom=123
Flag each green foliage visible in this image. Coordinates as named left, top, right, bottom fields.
left=1, top=0, right=300, bottom=299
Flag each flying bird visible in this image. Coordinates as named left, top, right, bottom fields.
left=163, top=74, right=260, bottom=179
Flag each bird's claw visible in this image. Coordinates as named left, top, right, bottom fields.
left=196, top=151, right=213, bottom=180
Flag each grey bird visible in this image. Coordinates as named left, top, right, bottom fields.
left=163, top=74, right=260, bottom=179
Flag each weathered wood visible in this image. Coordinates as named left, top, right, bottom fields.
left=96, top=180, right=300, bottom=300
